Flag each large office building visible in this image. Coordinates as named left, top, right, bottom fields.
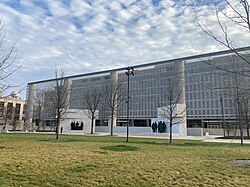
left=25, top=47, right=250, bottom=135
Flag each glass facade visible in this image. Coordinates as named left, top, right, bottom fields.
left=26, top=51, right=250, bottom=128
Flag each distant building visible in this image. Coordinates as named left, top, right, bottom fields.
left=0, top=92, right=26, bottom=131
left=25, top=47, right=250, bottom=136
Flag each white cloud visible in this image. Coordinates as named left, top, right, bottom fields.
left=70, top=0, right=92, bottom=17
left=45, top=1, right=69, bottom=17
left=30, top=47, right=64, bottom=60
left=0, top=0, right=249, bottom=97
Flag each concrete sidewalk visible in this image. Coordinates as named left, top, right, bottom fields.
left=203, top=139, right=250, bottom=144
left=112, top=133, right=250, bottom=144
left=114, top=132, right=219, bottom=140
left=4, top=131, right=250, bottom=144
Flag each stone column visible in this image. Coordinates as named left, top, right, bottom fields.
left=176, top=61, right=187, bottom=136
left=131, top=119, right=134, bottom=127
left=64, top=78, right=72, bottom=110
left=25, top=83, right=36, bottom=131
left=176, top=60, right=186, bottom=104
left=201, top=118, right=204, bottom=128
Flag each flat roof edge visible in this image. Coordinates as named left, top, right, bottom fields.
left=28, top=46, right=250, bottom=85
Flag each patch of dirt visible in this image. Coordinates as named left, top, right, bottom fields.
left=230, top=160, right=250, bottom=167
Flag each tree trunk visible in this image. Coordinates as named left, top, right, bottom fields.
left=56, top=118, right=60, bottom=140
left=37, top=120, right=41, bottom=131
left=13, top=122, right=17, bottom=130
left=91, top=115, right=94, bottom=134
left=37, top=124, right=40, bottom=131
left=169, top=119, right=173, bottom=144
left=247, top=126, right=249, bottom=138
left=111, top=110, right=114, bottom=136
left=4, top=117, right=7, bottom=129
left=227, top=130, right=230, bottom=137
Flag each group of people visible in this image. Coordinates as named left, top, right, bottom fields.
left=151, top=121, right=167, bottom=133
left=71, top=121, right=84, bottom=130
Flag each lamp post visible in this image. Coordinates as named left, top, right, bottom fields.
left=126, top=66, right=134, bottom=142
left=220, top=97, right=226, bottom=137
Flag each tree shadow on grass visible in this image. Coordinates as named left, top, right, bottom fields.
left=39, top=135, right=162, bottom=145
left=128, top=140, right=161, bottom=145
left=68, top=163, right=99, bottom=173
left=100, top=144, right=140, bottom=152
left=40, top=138, right=84, bottom=143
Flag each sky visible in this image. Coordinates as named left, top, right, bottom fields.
left=0, top=0, right=249, bottom=98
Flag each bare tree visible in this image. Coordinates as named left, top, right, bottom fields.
left=195, top=0, right=250, bottom=75
left=0, top=98, right=14, bottom=129
left=224, top=122, right=235, bottom=136
left=84, top=88, right=102, bottom=134
left=217, top=56, right=250, bottom=145
left=33, top=89, right=45, bottom=130
left=44, top=68, right=71, bottom=140
left=195, top=2, right=250, bottom=142
left=0, top=101, right=8, bottom=129
left=158, top=78, right=186, bottom=144
left=0, top=98, right=21, bottom=131
left=102, top=81, right=125, bottom=135
left=226, top=57, right=250, bottom=145
left=0, top=18, right=22, bottom=94
left=10, top=101, right=22, bottom=131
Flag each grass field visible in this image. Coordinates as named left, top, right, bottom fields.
left=0, top=133, right=250, bottom=187
left=216, top=136, right=250, bottom=140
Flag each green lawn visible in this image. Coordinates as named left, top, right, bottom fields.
left=0, top=133, right=250, bottom=187
left=216, top=136, right=250, bottom=140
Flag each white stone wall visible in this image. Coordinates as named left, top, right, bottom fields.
left=157, top=103, right=187, bottom=136
left=187, top=128, right=203, bottom=136
left=60, top=109, right=97, bottom=134
left=95, top=126, right=152, bottom=134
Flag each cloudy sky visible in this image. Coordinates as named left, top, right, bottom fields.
left=0, top=0, right=249, bottom=97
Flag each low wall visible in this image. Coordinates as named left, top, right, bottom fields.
left=187, top=128, right=203, bottom=136
left=0, top=123, right=24, bottom=131
left=60, top=109, right=94, bottom=134
left=95, top=126, right=152, bottom=134
left=95, top=126, right=109, bottom=133
left=203, top=128, right=224, bottom=136
left=204, top=128, right=249, bottom=136
left=96, top=126, right=184, bottom=135
left=96, top=126, right=250, bottom=137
